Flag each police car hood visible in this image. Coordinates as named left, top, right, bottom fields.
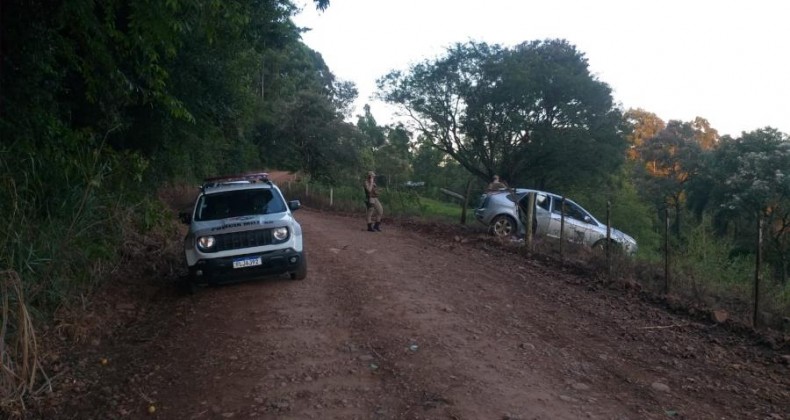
left=190, top=213, right=292, bottom=236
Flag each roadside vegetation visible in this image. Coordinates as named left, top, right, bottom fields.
left=1, top=0, right=789, bottom=415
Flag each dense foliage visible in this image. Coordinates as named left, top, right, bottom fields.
left=0, top=0, right=342, bottom=312
left=376, top=39, right=627, bottom=192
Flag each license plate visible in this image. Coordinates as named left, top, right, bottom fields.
left=233, top=256, right=262, bottom=269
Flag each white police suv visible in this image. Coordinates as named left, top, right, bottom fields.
left=179, top=172, right=306, bottom=290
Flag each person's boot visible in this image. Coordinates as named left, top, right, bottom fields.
left=373, top=222, right=381, bottom=232
left=367, top=223, right=375, bottom=232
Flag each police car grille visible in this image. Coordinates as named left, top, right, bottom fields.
left=214, top=229, right=273, bottom=252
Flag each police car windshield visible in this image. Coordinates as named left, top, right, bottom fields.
left=195, top=189, right=286, bottom=221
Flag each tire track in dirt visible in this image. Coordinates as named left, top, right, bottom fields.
left=291, top=210, right=630, bottom=419
left=139, top=220, right=397, bottom=419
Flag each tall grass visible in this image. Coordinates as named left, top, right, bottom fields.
left=0, top=134, right=157, bottom=411
left=1, top=271, right=48, bottom=413
left=670, top=221, right=790, bottom=324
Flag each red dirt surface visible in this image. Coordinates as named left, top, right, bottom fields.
left=22, top=172, right=790, bottom=419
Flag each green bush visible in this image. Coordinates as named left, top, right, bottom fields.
left=0, top=133, right=157, bottom=312
left=661, top=218, right=789, bottom=321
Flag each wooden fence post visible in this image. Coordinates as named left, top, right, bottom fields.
left=606, top=200, right=612, bottom=276
left=559, top=196, right=565, bottom=263
left=526, top=192, right=535, bottom=253
left=754, top=214, right=763, bottom=327
left=460, top=179, right=472, bottom=225
left=664, top=207, right=670, bottom=294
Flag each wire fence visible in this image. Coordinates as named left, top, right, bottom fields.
left=278, top=179, right=790, bottom=331
left=279, top=181, right=477, bottom=224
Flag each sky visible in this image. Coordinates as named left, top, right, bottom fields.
left=293, top=0, right=789, bottom=138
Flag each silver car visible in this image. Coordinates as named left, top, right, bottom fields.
left=474, top=189, right=637, bottom=255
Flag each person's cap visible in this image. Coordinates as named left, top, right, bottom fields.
left=368, top=171, right=376, bottom=177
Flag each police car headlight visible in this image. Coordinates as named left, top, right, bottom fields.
left=197, top=236, right=216, bottom=251
left=273, top=227, right=289, bottom=241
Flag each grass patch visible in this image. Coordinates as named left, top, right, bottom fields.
left=413, top=196, right=467, bottom=222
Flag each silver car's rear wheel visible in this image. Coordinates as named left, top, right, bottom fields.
left=490, top=215, right=517, bottom=238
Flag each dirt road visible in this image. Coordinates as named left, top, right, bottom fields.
left=47, top=207, right=790, bottom=419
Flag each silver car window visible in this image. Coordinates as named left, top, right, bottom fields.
left=509, top=192, right=524, bottom=203
left=555, top=201, right=593, bottom=224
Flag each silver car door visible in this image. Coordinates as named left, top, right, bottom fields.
left=564, top=201, right=599, bottom=245
left=548, top=198, right=585, bottom=244
left=578, top=206, right=607, bottom=247
left=545, top=195, right=564, bottom=240
left=532, top=192, right=552, bottom=235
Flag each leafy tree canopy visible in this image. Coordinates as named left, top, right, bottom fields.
left=635, top=120, right=707, bottom=236
left=376, top=39, right=626, bottom=191
left=624, top=108, right=666, bottom=160
left=709, top=128, right=790, bottom=217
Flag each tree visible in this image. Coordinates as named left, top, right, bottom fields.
left=412, top=140, right=447, bottom=184
left=354, top=108, right=416, bottom=186
left=624, top=108, right=666, bottom=160
left=377, top=39, right=626, bottom=191
left=637, top=121, right=704, bottom=237
left=386, top=123, right=413, bottom=162
left=409, top=136, right=472, bottom=197
left=264, top=90, right=365, bottom=184
left=253, top=35, right=363, bottom=183
left=705, top=128, right=790, bottom=282
left=692, top=116, right=719, bottom=151
left=313, top=0, right=331, bottom=11
left=356, top=104, right=386, bottom=149
left=373, top=124, right=414, bottom=187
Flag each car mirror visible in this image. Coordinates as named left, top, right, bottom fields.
left=288, top=200, right=301, bottom=211
left=178, top=211, right=192, bottom=225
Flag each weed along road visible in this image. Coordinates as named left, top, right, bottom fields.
left=57, top=208, right=789, bottom=419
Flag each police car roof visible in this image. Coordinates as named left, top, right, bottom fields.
left=201, top=172, right=272, bottom=191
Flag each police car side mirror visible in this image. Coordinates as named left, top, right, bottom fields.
left=288, top=200, right=301, bottom=211
left=179, top=211, right=192, bottom=225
